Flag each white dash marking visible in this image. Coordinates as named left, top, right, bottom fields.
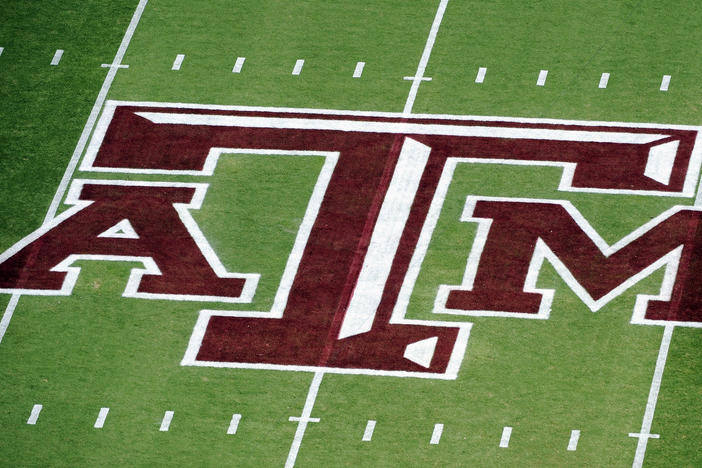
left=430, top=423, right=444, bottom=445
left=599, top=72, right=610, bottom=89
left=339, top=137, right=431, bottom=339
left=171, top=54, right=185, bottom=71
left=94, top=407, right=110, bottom=429
left=536, top=69, right=548, bottom=86
left=499, top=426, right=512, bottom=448
left=292, top=59, right=305, bottom=76
left=353, top=61, right=365, bottom=78
left=285, top=371, right=324, bottom=468
left=0, top=47, right=4, bottom=57
left=232, top=56, right=245, bottom=73
left=50, top=49, right=64, bottom=66
left=362, top=420, right=376, bottom=441
left=629, top=324, right=674, bottom=468
left=227, top=413, right=242, bottom=434
left=475, top=67, right=487, bottom=83
left=160, top=410, right=174, bottom=431
left=27, top=404, right=42, bottom=425
left=660, top=75, right=671, bottom=91
left=567, top=430, right=580, bottom=451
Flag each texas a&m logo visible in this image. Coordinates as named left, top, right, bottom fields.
left=2, top=102, right=702, bottom=379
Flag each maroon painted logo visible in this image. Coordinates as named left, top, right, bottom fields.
left=2, top=102, right=701, bottom=378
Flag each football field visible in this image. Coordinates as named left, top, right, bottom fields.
left=2, top=1, right=702, bottom=466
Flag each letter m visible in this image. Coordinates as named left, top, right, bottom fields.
left=437, top=197, right=702, bottom=325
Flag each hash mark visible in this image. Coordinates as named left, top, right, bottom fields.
left=27, top=404, right=43, bottom=425
left=171, top=54, right=185, bottom=71
left=362, top=420, right=376, bottom=441
left=0, top=47, right=4, bottom=57
left=94, top=407, right=110, bottom=429
left=353, top=61, right=365, bottom=78
left=292, top=59, right=304, bottom=75
left=51, top=49, right=64, bottom=66
left=430, top=423, right=444, bottom=445
left=499, top=426, right=512, bottom=448
left=660, top=75, right=671, bottom=91
left=567, top=429, right=580, bottom=451
left=598, top=73, right=610, bottom=89
left=160, top=410, right=174, bottom=431
left=536, top=70, right=548, bottom=86
left=232, top=56, right=245, bottom=73
left=475, top=67, right=487, bottom=83
left=227, top=413, right=242, bottom=434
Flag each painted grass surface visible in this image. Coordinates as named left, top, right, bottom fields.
left=2, top=0, right=702, bottom=466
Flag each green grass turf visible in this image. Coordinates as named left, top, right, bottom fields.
left=0, top=0, right=137, bottom=252
left=417, top=0, right=702, bottom=124
left=111, top=0, right=438, bottom=111
left=644, top=326, right=702, bottom=467
left=0, top=265, right=310, bottom=466
left=191, top=153, right=326, bottom=311
left=2, top=0, right=702, bottom=466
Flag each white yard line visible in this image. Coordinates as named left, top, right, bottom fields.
left=0, top=293, right=20, bottom=345
left=629, top=174, right=702, bottom=465
left=629, top=324, right=673, bottom=467
left=285, top=371, right=324, bottom=468
left=402, top=0, right=449, bottom=115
